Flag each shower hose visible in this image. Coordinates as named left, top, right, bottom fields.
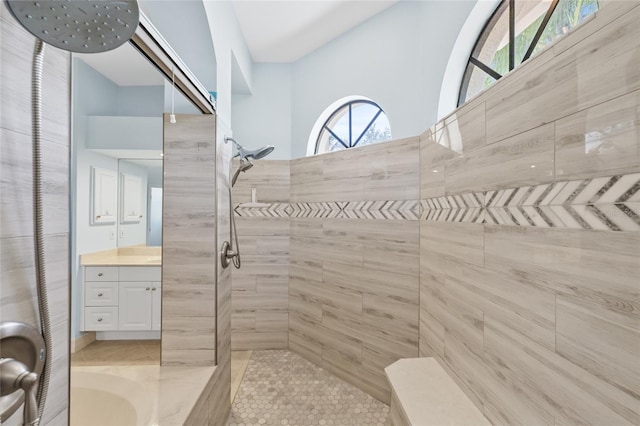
left=31, top=39, right=52, bottom=425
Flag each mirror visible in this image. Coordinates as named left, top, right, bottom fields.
left=117, top=159, right=163, bottom=248
left=69, top=40, right=199, bottom=371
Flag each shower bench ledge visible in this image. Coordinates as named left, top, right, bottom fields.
left=385, top=358, right=491, bottom=426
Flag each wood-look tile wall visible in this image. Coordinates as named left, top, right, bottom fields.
left=185, top=123, right=233, bottom=425
left=0, top=9, right=70, bottom=425
left=231, top=160, right=290, bottom=350
left=161, top=114, right=218, bottom=366
left=288, top=138, right=421, bottom=403
left=419, top=3, right=640, bottom=425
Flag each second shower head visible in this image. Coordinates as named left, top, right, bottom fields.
left=231, top=159, right=253, bottom=187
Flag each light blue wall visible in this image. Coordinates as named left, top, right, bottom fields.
left=230, top=1, right=475, bottom=159
left=117, top=86, right=165, bottom=117
left=418, top=0, right=478, bottom=124
left=232, top=63, right=292, bottom=160
left=139, top=0, right=218, bottom=92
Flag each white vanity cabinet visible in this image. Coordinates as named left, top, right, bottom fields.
left=82, top=266, right=161, bottom=333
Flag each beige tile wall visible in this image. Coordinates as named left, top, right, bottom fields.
left=162, top=114, right=218, bottom=366
left=231, top=160, right=290, bottom=350
left=185, top=121, right=234, bottom=425
left=0, top=9, right=70, bottom=425
left=419, top=2, right=640, bottom=425
left=185, top=2, right=639, bottom=423
left=288, top=137, right=421, bottom=403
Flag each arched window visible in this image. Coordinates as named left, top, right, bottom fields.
left=312, top=99, right=392, bottom=155
left=458, top=0, right=599, bottom=106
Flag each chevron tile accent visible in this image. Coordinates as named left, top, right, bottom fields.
left=289, top=202, right=347, bottom=219
left=234, top=203, right=292, bottom=218
left=422, top=173, right=640, bottom=232
left=235, top=200, right=420, bottom=220
left=420, top=193, right=484, bottom=223
left=342, top=200, right=420, bottom=220
left=234, top=174, right=639, bottom=230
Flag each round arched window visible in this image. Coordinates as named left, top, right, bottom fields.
left=458, top=0, right=598, bottom=106
left=314, top=99, right=391, bottom=155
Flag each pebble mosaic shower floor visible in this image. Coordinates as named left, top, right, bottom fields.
left=227, top=350, right=390, bottom=426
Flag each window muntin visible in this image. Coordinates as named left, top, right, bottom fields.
left=458, top=0, right=599, bottom=106
left=315, top=100, right=391, bottom=154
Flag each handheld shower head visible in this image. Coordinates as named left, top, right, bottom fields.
left=4, top=0, right=140, bottom=53
left=225, top=137, right=275, bottom=161
left=231, top=159, right=254, bottom=187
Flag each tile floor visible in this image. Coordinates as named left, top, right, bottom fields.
left=232, top=350, right=253, bottom=401
left=227, top=350, right=390, bottom=426
left=71, top=339, right=161, bottom=366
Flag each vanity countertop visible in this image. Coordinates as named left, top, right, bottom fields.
left=71, top=364, right=214, bottom=426
left=81, top=246, right=162, bottom=266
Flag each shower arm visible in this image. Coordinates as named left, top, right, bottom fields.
left=225, top=137, right=242, bottom=158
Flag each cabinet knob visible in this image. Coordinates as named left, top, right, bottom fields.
left=98, top=273, right=103, bottom=277
left=98, top=293, right=103, bottom=297
left=97, top=318, right=103, bottom=322
left=152, top=287, right=157, bottom=291
left=146, top=287, right=151, bottom=291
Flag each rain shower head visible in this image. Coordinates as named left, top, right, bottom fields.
left=242, top=145, right=274, bottom=160
left=4, top=0, right=140, bottom=53
left=225, top=137, right=275, bottom=161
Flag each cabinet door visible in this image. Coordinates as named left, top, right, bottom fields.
left=91, top=167, right=117, bottom=224
left=151, top=282, right=161, bottom=331
left=118, top=282, right=151, bottom=330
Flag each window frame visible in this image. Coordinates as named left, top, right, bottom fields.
left=458, top=0, right=597, bottom=107
left=314, top=99, right=389, bottom=155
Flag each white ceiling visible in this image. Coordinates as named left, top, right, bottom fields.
left=232, top=0, right=399, bottom=63
left=75, top=42, right=165, bottom=86
left=76, top=1, right=399, bottom=85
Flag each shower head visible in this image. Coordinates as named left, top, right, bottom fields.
left=242, top=145, right=274, bottom=160
left=231, top=159, right=253, bottom=187
left=4, top=0, right=139, bottom=53
left=225, top=137, right=275, bottom=161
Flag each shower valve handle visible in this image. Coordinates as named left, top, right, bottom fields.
left=0, top=358, right=40, bottom=425
left=220, top=241, right=238, bottom=269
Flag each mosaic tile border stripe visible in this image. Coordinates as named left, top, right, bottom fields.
left=423, top=173, right=640, bottom=232
left=234, top=174, right=639, bottom=231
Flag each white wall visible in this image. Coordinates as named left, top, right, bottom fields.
left=232, top=63, right=292, bottom=160
left=203, top=0, right=254, bottom=128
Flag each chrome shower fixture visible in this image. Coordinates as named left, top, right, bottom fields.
left=4, top=0, right=140, bottom=53
left=231, top=159, right=254, bottom=187
left=221, top=137, right=274, bottom=269
left=225, top=137, right=275, bottom=161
